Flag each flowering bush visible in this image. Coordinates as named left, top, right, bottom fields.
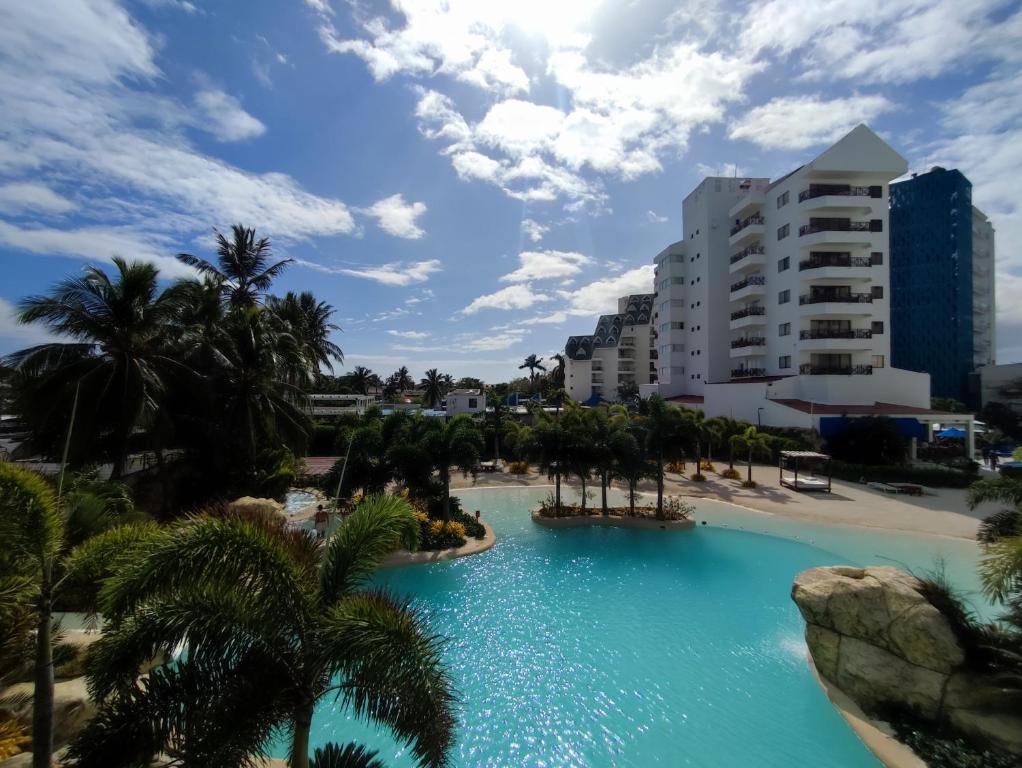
left=700, top=461, right=715, bottom=472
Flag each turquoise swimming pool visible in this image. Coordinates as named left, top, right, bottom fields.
left=289, top=486, right=982, bottom=767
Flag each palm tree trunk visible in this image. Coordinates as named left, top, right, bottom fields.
left=656, top=454, right=664, bottom=518
left=580, top=476, right=587, bottom=512
left=601, top=470, right=608, bottom=516
left=629, top=481, right=636, bottom=514
left=33, top=582, right=53, bottom=768
left=441, top=466, right=451, bottom=521
left=290, top=701, right=315, bottom=768
left=695, top=442, right=702, bottom=475
left=747, top=448, right=753, bottom=484
left=555, top=469, right=561, bottom=512
left=728, top=444, right=735, bottom=470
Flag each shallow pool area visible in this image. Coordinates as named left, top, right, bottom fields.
left=283, top=490, right=317, bottom=515
left=289, top=486, right=983, bottom=767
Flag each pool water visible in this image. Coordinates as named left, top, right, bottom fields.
left=293, top=486, right=982, bottom=767
left=284, top=490, right=317, bottom=514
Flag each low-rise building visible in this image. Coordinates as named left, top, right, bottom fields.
left=564, top=294, right=656, bottom=402
left=445, top=389, right=486, bottom=416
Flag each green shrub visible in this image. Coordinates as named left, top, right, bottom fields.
left=720, top=467, right=741, bottom=480
left=1000, top=465, right=1022, bottom=480
left=450, top=508, right=485, bottom=539
left=507, top=460, right=530, bottom=474
left=829, top=460, right=976, bottom=488
left=873, top=703, right=1018, bottom=768
left=690, top=473, right=706, bottom=482
left=741, top=479, right=757, bottom=488
left=824, top=416, right=908, bottom=465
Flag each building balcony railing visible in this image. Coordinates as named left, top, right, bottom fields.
left=730, top=214, right=765, bottom=235
left=730, top=306, right=766, bottom=320
left=730, top=337, right=766, bottom=348
left=730, top=244, right=766, bottom=264
left=731, top=368, right=766, bottom=379
left=798, top=253, right=871, bottom=270
left=649, top=350, right=659, bottom=360
left=799, top=292, right=872, bottom=305
left=798, top=185, right=879, bottom=202
left=799, top=220, right=878, bottom=236
left=730, top=275, right=766, bottom=293
left=799, top=364, right=873, bottom=376
left=799, top=329, right=872, bottom=340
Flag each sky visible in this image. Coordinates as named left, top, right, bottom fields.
left=0, top=0, right=1020, bottom=383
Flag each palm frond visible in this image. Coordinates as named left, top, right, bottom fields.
left=979, top=536, right=1022, bottom=603
left=321, top=592, right=456, bottom=768
left=319, top=495, right=420, bottom=606
left=310, top=742, right=385, bottom=768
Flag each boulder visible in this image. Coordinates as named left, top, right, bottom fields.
left=2, top=677, right=95, bottom=748
left=792, top=565, right=1022, bottom=757
left=228, top=496, right=284, bottom=517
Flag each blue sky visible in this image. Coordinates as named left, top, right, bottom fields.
left=1, top=0, right=1020, bottom=382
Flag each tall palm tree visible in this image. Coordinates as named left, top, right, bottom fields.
left=7, top=258, right=189, bottom=478
left=267, top=291, right=344, bottom=377
left=346, top=366, right=376, bottom=396
left=610, top=425, right=649, bottom=515
left=392, top=366, right=414, bottom=392
left=585, top=406, right=618, bottom=515
left=643, top=396, right=686, bottom=518
left=419, top=415, right=484, bottom=519
left=67, top=496, right=456, bottom=768
left=549, top=353, right=566, bottom=389
left=421, top=368, right=445, bottom=409
left=523, top=415, right=568, bottom=513
left=729, top=426, right=773, bottom=485
left=518, top=355, right=546, bottom=392
left=177, top=225, right=293, bottom=309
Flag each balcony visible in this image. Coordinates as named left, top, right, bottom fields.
left=798, top=185, right=879, bottom=213
left=799, top=292, right=872, bottom=305
left=799, top=291, right=873, bottom=317
left=729, top=214, right=766, bottom=247
left=729, top=190, right=765, bottom=219
left=729, top=244, right=766, bottom=273
left=799, top=253, right=871, bottom=270
left=730, top=275, right=766, bottom=300
left=731, top=336, right=767, bottom=348
left=731, top=368, right=767, bottom=379
left=799, top=364, right=873, bottom=376
left=798, top=219, right=880, bottom=248
left=730, top=305, right=767, bottom=330
left=799, top=328, right=873, bottom=350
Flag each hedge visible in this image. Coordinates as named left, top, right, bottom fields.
left=828, top=460, right=978, bottom=488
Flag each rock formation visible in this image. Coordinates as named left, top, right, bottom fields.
left=792, top=565, right=1022, bottom=756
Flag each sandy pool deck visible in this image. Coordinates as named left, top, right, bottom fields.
left=451, top=463, right=999, bottom=542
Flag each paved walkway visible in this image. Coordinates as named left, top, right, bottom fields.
left=451, top=462, right=999, bottom=541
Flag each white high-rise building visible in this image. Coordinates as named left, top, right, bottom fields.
left=564, top=294, right=656, bottom=402
left=645, top=125, right=952, bottom=437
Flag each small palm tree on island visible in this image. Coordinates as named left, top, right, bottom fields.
left=519, top=354, right=546, bottom=393
left=644, top=395, right=687, bottom=518
left=66, top=496, right=456, bottom=768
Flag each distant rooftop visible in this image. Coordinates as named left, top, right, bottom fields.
left=565, top=294, right=654, bottom=360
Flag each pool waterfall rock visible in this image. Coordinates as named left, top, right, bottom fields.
left=792, top=565, right=1022, bottom=758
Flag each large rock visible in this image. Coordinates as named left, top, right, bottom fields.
left=792, top=565, right=1022, bottom=757
left=228, top=496, right=284, bottom=517
left=2, top=677, right=95, bottom=748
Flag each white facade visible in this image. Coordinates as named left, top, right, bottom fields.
left=445, top=389, right=486, bottom=416
left=652, top=124, right=931, bottom=426
left=564, top=294, right=656, bottom=402
left=307, top=393, right=376, bottom=416
left=972, top=207, right=996, bottom=369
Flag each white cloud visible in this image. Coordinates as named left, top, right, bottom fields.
left=193, top=88, right=266, bottom=142
left=0, top=220, right=193, bottom=278
left=500, top=249, right=591, bottom=283
left=728, top=94, right=894, bottom=150
left=520, top=218, right=547, bottom=243
left=0, top=297, right=63, bottom=348
left=387, top=329, right=431, bottom=340
left=460, top=330, right=526, bottom=352
left=556, top=265, right=655, bottom=316
left=645, top=210, right=667, bottom=224
left=461, top=283, right=551, bottom=314
left=0, top=182, right=75, bottom=214
left=362, top=194, right=427, bottom=239
left=327, top=259, right=441, bottom=286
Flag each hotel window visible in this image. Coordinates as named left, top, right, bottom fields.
left=777, top=223, right=789, bottom=240
left=778, top=289, right=790, bottom=304
left=779, top=355, right=791, bottom=369
left=871, top=355, right=886, bottom=368
left=871, top=321, right=884, bottom=334
left=871, top=285, right=884, bottom=299
left=777, top=190, right=789, bottom=208
left=870, top=251, right=884, bottom=265
left=779, top=322, right=791, bottom=336
left=778, top=257, right=790, bottom=272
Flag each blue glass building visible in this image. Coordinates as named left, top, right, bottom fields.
left=890, top=167, right=976, bottom=404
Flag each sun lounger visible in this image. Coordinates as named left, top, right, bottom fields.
left=781, top=474, right=830, bottom=491
left=867, top=481, right=900, bottom=494
left=887, top=483, right=924, bottom=496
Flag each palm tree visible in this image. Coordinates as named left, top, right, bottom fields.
left=0, top=463, right=155, bottom=768
left=610, top=426, right=649, bottom=515
left=585, top=406, right=618, bottom=515
left=177, top=225, right=293, bottom=309
left=681, top=407, right=710, bottom=475
left=266, top=291, right=344, bottom=377
left=67, top=496, right=456, bottom=768
left=7, top=258, right=189, bottom=478
left=346, top=366, right=376, bottom=396
left=729, top=426, right=773, bottom=485
left=523, top=415, right=568, bottom=513
left=392, top=366, right=414, bottom=392
left=421, top=368, right=445, bottom=409
left=518, top=355, right=546, bottom=392
left=420, top=415, right=484, bottom=519
left=643, top=396, right=687, bottom=518
left=549, top=353, right=566, bottom=389
left=487, top=391, right=505, bottom=462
